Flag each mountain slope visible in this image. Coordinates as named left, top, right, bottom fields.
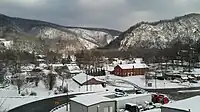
left=0, top=14, right=121, bottom=53
left=105, top=13, right=200, bottom=50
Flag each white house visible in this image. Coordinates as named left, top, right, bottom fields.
left=0, top=38, right=13, bottom=49
left=65, top=63, right=82, bottom=76
left=72, top=73, right=105, bottom=86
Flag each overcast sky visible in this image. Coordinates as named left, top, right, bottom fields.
left=0, top=0, right=200, bottom=31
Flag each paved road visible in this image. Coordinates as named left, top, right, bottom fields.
left=8, top=93, right=88, bottom=112
left=145, top=86, right=200, bottom=93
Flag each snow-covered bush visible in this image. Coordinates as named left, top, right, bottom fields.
left=30, top=91, right=37, bottom=96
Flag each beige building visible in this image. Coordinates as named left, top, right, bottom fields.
left=70, top=94, right=116, bottom=112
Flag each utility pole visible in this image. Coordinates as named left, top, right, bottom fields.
left=66, top=83, right=69, bottom=111
left=155, top=72, right=157, bottom=90
left=86, top=64, right=89, bottom=91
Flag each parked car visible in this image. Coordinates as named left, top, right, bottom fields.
left=136, top=90, right=143, bottom=94
left=171, top=79, right=181, bottom=83
left=115, top=88, right=128, bottom=97
left=189, top=80, right=198, bottom=83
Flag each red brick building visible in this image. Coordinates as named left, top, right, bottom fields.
left=113, top=62, right=149, bottom=77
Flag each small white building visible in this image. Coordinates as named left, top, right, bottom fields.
left=70, top=92, right=152, bottom=112
left=161, top=95, right=200, bottom=112
left=71, top=93, right=116, bottom=112
left=0, top=38, right=13, bottom=49
left=65, top=63, right=82, bottom=76
left=72, top=73, right=106, bottom=92
left=49, top=63, right=64, bottom=70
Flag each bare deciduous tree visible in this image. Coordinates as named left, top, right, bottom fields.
left=48, top=72, right=56, bottom=90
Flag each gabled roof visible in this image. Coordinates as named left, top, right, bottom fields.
left=72, top=73, right=104, bottom=85
left=65, top=64, right=81, bottom=72
left=71, top=94, right=114, bottom=106
left=72, top=73, right=94, bottom=85
left=117, top=63, right=148, bottom=69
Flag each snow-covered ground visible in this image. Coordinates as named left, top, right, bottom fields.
left=107, top=74, right=200, bottom=89
left=0, top=80, right=55, bottom=111
left=0, top=74, right=133, bottom=111
left=2, top=66, right=200, bottom=111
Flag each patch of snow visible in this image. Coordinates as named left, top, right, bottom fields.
left=71, top=93, right=113, bottom=106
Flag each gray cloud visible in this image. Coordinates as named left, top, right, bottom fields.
left=0, top=0, right=200, bottom=31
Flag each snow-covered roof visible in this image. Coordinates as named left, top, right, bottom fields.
left=69, top=70, right=82, bottom=74
left=114, top=93, right=151, bottom=101
left=72, top=73, right=94, bottom=85
left=162, top=95, right=200, bottom=112
left=65, top=64, right=81, bottom=71
left=36, top=54, right=46, bottom=58
left=49, top=64, right=65, bottom=67
left=71, top=92, right=151, bottom=107
left=42, top=69, right=51, bottom=75
left=39, top=63, right=48, bottom=68
left=0, top=38, right=6, bottom=41
left=71, top=94, right=114, bottom=106
left=134, top=58, right=143, bottom=63
left=21, top=65, right=35, bottom=72
left=118, top=63, right=148, bottom=69
left=36, top=59, right=45, bottom=62
left=181, top=76, right=188, bottom=80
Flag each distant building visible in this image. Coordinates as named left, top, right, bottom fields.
left=49, top=63, right=65, bottom=71
left=72, top=73, right=105, bottom=86
left=0, top=38, right=13, bottom=49
left=161, top=95, right=200, bottom=112
left=113, top=58, right=149, bottom=76
left=64, top=63, right=82, bottom=76
left=35, top=54, right=46, bottom=64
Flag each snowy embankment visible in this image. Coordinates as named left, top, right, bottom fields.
left=50, top=104, right=69, bottom=112
left=178, top=90, right=200, bottom=93
left=0, top=79, right=92, bottom=111
left=106, top=75, right=200, bottom=90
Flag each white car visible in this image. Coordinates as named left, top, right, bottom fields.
left=115, top=92, right=128, bottom=97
